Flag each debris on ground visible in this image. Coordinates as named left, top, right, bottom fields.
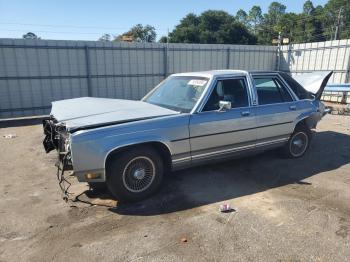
left=3, top=134, right=17, bottom=139
left=219, top=203, right=235, bottom=213
left=324, top=102, right=350, bottom=115
left=181, top=237, right=187, bottom=243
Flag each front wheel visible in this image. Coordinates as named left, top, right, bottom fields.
left=106, top=146, right=164, bottom=202
left=282, top=125, right=311, bottom=158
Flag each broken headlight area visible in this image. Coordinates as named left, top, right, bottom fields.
left=43, top=118, right=74, bottom=201
left=43, top=119, right=72, bottom=164
left=43, top=118, right=67, bottom=152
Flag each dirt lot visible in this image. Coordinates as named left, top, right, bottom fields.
left=0, top=114, right=349, bottom=262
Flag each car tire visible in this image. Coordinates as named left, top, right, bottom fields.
left=282, top=124, right=312, bottom=158
left=88, top=182, right=107, bottom=192
left=106, top=146, right=164, bottom=202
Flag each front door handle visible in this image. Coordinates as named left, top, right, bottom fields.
left=289, top=105, right=297, bottom=111
left=241, top=111, right=250, bottom=116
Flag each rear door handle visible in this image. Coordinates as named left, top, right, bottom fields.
left=289, top=105, right=297, bottom=111
left=241, top=111, right=250, bottom=116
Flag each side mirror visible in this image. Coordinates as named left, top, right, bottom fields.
left=218, top=101, right=231, bottom=112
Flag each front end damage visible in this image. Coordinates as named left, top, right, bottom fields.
left=43, top=118, right=73, bottom=201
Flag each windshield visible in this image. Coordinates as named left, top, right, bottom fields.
left=143, top=76, right=209, bottom=112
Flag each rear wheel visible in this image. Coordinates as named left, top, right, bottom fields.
left=106, top=146, right=164, bottom=202
left=282, top=125, right=311, bottom=158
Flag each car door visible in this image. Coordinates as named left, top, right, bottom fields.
left=252, top=74, right=302, bottom=147
left=189, top=76, right=257, bottom=163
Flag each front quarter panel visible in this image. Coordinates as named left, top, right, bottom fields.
left=70, top=114, right=191, bottom=182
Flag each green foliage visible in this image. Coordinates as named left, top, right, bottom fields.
left=168, top=0, right=350, bottom=45
left=324, top=0, right=350, bottom=39
left=248, top=6, right=263, bottom=34
left=169, top=10, right=257, bottom=44
left=255, top=0, right=350, bottom=44
left=158, top=36, right=168, bottom=43
left=115, top=24, right=156, bottom=42
left=303, top=0, right=315, bottom=15
left=236, top=9, right=248, bottom=26
left=267, top=2, right=287, bottom=25
left=106, top=0, right=350, bottom=45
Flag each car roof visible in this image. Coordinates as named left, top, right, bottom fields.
left=171, top=70, right=280, bottom=78
left=171, top=70, right=246, bottom=78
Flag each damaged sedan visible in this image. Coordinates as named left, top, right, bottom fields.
left=43, top=70, right=332, bottom=201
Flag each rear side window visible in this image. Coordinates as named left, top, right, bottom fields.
left=279, top=72, right=313, bottom=99
left=253, top=77, right=293, bottom=105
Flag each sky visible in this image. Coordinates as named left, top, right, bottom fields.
left=0, top=0, right=329, bottom=41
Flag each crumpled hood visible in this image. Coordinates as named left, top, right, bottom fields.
left=50, top=97, right=178, bottom=131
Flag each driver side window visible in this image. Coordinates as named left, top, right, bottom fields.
left=203, top=78, right=249, bottom=111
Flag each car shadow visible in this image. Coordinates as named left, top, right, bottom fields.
left=80, top=130, right=350, bottom=216
left=0, top=117, right=46, bottom=128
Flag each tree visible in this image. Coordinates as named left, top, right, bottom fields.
left=248, top=6, right=263, bottom=34
left=303, top=0, right=315, bottom=15
left=256, top=2, right=286, bottom=44
left=169, top=10, right=256, bottom=44
left=158, top=36, right=168, bottom=43
left=312, top=5, right=327, bottom=41
left=236, top=9, right=248, bottom=26
left=168, top=13, right=201, bottom=43
left=22, top=32, right=40, bottom=39
left=267, top=1, right=287, bottom=25
left=226, top=0, right=350, bottom=44
left=98, top=34, right=111, bottom=42
left=324, top=0, right=350, bottom=40
left=115, top=24, right=156, bottom=42
left=178, top=13, right=200, bottom=27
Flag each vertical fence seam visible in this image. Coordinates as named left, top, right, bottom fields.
left=84, top=45, right=92, bottom=97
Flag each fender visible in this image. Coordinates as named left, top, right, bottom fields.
left=293, top=105, right=320, bottom=130
left=103, top=139, right=173, bottom=172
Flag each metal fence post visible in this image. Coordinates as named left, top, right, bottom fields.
left=276, top=31, right=282, bottom=71
left=84, top=45, right=92, bottom=96
left=163, top=45, right=168, bottom=78
left=226, top=48, right=230, bottom=69
left=345, top=51, right=350, bottom=83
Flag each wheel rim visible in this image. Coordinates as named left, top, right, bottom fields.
left=290, top=132, right=308, bottom=157
left=122, top=156, right=156, bottom=193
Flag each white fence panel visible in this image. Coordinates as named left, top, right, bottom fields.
left=0, top=38, right=277, bottom=118
left=280, top=39, right=350, bottom=84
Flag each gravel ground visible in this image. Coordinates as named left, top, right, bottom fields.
left=0, top=114, right=349, bottom=262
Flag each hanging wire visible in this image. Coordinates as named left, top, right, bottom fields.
left=0, top=22, right=169, bottom=31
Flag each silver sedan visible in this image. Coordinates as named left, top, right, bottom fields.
left=43, top=70, right=332, bottom=201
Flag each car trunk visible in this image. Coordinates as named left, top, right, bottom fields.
left=293, top=71, right=333, bottom=100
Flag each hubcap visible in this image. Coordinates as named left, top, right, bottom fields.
left=122, top=156, right=155, bottom=193
left=133, top=168, right=146, bottom=180
left=292, top=138, right=303, bottom=147
left=290, top=132, right=308, bottom=157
